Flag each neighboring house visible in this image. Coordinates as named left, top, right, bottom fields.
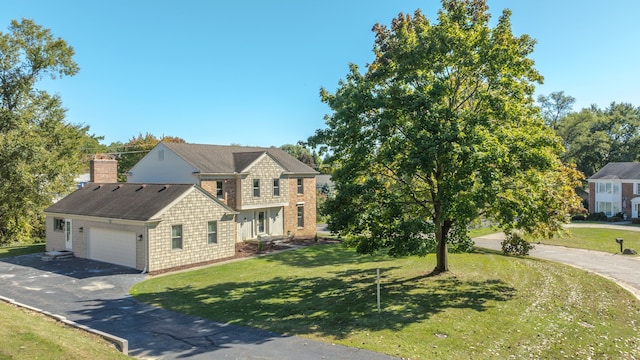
left=127, top=142, right=318, bottom=241
left=44, top=180, right=237, bottom=273
left=75, top=172, right=90, bottom=189
left=588, top=162, right=640, bottom=219
left=316, top=174, right=334, bottom=194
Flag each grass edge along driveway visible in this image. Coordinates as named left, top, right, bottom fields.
left=131, top=244, right=640, bottom=359
left=0, top=301, right=129, bottom=360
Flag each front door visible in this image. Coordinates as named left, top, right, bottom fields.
left=64, top=219, right=72, bottom=250
left=256, top=211, right=266, bottom=234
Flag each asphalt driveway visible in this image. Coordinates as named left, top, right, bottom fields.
left=0, top=254, right=396, bottom=360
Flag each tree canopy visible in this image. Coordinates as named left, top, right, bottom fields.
left=0, top=19, right=91, bottom=243
left=280, top=143, right=321, bottom=170
left=556, top=102, right=640, bottom=177
left=309, top=0, right=583, bottom=273
left=537, top=91, right=575, bottom=130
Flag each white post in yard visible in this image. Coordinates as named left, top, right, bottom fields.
left=377, top=268, right=381, bottom=314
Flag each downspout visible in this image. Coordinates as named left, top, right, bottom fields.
left=140, top=226, right=148, bottom=274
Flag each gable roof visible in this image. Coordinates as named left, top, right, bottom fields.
left=161, top=142, right=318, bottom=175
left=45, top=183, right=234, bottom=221
left=589, top=162, right=640, bottom=180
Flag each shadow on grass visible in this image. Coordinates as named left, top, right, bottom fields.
left=263, top=243, right=386, bottom=268
left=134, top=265, right=515, bottom=340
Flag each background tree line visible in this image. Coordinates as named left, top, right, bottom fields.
left=538, top=91, right=640, bottom=178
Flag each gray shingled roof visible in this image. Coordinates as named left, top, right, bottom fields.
left=45, top=183, right=229, bottom=221
left=162, top=143, right=318, bottom=175
left=589, top=162, right=640, bottom=180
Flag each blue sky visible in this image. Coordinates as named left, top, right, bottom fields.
left=2, top=1, right=639, bottom=148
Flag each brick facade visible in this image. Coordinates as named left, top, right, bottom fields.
left=283, top=177, right=317, bottom=237
left=621, top=183, right=640, bottom=219
left=90, top=158, right=118, bottom=183
left=200, top=178, right=238, bottom=209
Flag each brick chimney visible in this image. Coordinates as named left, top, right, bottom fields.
left=90, top=156, right=118, bottom=183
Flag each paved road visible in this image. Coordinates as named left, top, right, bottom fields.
left=0, top=254, right=396, bottom=360
left=473, top=226, right=640, bottom=300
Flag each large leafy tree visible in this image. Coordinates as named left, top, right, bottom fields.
left=0, top=19, right=88, bottom=244
left=280, top=143, right=320, bottom=170
left=309, top=0, right=583, bottom=273
left=537, top=91, right=575, bottom=130
left=557, top=102, right=640, bottom=177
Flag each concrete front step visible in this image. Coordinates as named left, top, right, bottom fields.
left=42, top=250, right=74, bottom=261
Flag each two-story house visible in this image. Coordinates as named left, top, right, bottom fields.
left=588, top=162, right=640, bottom=219
left=44, top=143, right=318, bottom=273
left=127, top=142, right=319, bottom=241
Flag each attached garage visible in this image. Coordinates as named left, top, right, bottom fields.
left=45, top=183, right=238, bottom=273
left=88, top=228, right=136, bottom=268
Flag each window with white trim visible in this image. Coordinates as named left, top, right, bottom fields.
left=171, top=225, right=183, bottom=249
left=297, top=178, right=304, bottom=194
left=273, top=179, right=280, bottom=197
left=207, top=221, right=217, bottom=244
left=636, top=183, right=640, bottom=195
left=253, top=179, right=260, bottom=197
left=297, top=204, right=304, bottom=228
left=53, top=218, right=64, bottom=231
left=596, top=201, right=621, bottom=217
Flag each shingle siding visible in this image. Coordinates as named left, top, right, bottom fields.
left=239, top=155, right=289, bottom=209
left=147, top=190, right=235, bottom=272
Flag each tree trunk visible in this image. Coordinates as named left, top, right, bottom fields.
left=434, top=220, right=452, bottom=274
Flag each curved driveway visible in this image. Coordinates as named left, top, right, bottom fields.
left=473, top=223, right=640, bottom=300
left=0, top=254, right=395, bottom=360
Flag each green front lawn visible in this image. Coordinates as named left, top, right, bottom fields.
left=0, top=243, right=45, bottom=258
left=540, top=228, right=640, bottom=254
left=0, top=301, right=129, bottom=359
left=131, top=245, right=640, bottom=359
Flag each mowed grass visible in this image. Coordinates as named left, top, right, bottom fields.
left=539, top=228, right=640, bottom=254
left=131, top=245, right=640, bottom=359
left=0, top=301, right=130, bottom=359
left=0, top=243, right=45, bottom=258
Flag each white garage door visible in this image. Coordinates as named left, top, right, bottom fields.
left=88, top=228, right=136, bottom=268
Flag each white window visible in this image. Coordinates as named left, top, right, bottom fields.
left=297, top=205, right=304, bottom=228
left=273, top=179, right=280, bottom=197
left=207, top=221, right=217, bottom=244
left=597, top=182, right=620, bottom=194
left=171, top=225, right=183, bottom=249
left=253, top=179, right=260, bottom=197
left=596, top=201, right=621, bottom=217
left=297, top=178, right=304, bottom=194
left=53, top=218, right=65, bottom=231
left=636, top=183, right=640, bottom=195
